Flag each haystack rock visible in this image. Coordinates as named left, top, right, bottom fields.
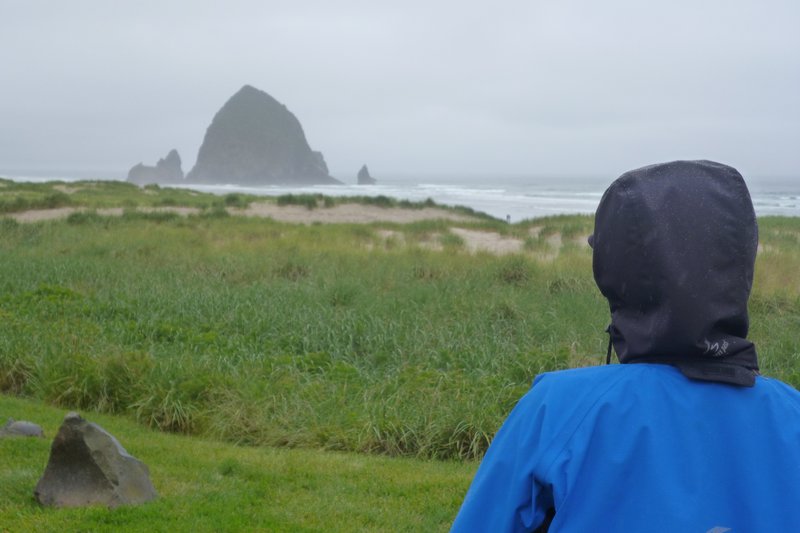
left=34, top=412, right=157, bottom=508
left=187, top=85, right=341, bottom=185
left=357, top=164, right=377, bottom=185
left=127, top=149, right=183, bottom=185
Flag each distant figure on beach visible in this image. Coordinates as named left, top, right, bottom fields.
left=451, top=160, right=800, bottom=532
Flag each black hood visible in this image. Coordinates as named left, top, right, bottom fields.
left=591, top=160, right=759, bottom=386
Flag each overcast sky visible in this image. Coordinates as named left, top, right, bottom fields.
left=1, top=0, right=798, bottom=180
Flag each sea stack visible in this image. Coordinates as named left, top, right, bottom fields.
left=186, top=85, right=341, bottom=185
left=357, top=164, right=377, bottom=185
left=127, top=149, right=184, bottom=185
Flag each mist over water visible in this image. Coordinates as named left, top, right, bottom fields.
left=3, top=172, right=798, bottom=223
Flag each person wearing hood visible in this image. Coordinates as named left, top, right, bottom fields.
left=451, top=161, right=800, bottom=532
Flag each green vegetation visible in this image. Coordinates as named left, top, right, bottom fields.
left=0, top=180, right=799, bottom=529
left=0, top=178, right=216, bottom=212
left=748, top=217, right=800, bottom=381
left=1, top=181, right=799, bottom=463
left=0, top=394, right=471, bottom=532
left=0, top=178, right=492, bottom=220
left=0, top=211, right=596, bottom=460
left=276, top=193, right=335, bottom=209
left=0, top=180, right=72, bottom=213
left=273, top=191, right=488, bottom=219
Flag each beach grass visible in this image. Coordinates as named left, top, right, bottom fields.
left=0, top=180, right=798, bottom=462
left=1, top=179, right=799, bottom=530
left=0, top=211, right=596, bottom=460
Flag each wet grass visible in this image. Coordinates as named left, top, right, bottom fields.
left=0, top=212, right=596, bottom=460
left=0, top=394, right=471, bottom=532
left=0, top=181, right=798, bottom=462
left=0, top=180, right=798, bottom=531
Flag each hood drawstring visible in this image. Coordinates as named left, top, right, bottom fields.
left=605, top=324, right=614, bottom=365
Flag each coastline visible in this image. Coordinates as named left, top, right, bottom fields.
left=3, top=173, right=800, bottom=222
left=5, top=202, right=475, bottom=225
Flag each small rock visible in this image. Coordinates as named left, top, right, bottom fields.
left=0, top=418, right=45, bottom=438
left=127, top=149, right=184, bottom=185
left=34, top=412, right=157, bottom=508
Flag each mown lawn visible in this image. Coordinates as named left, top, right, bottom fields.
left=1, top=394, right=474, bottom=532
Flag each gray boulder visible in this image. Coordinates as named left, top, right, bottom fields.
left=357, top=164, right=377, bottom=185
left=0, top=418, right=44, bottom=438
left=34, top=412, right=157, bottom=508
left=187, top=85, right=341, bottom=185
left=127, top=149, right=184, bottom=185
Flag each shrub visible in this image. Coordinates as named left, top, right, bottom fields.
left=277, top=194, right=319, bottom=209
left=496, top=255, right=533, bottom=285
left=66, top=211, right=105, bottom=225
left=223, top=193, right=250, bottom=208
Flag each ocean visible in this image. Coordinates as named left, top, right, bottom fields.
left=4, top=172, right=799, bottom=223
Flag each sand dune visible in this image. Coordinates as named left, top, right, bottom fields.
left=5, top=203, right=588, bottom=257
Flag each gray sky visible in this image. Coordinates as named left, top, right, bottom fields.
left=1, top=0, right=798, bottom=179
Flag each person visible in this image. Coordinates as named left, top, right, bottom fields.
left=451, top=160, right=800, bottom=532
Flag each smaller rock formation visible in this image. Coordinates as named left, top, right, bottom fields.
left=0, top=418, right=44, bottom=438
left=34, top=412, right=157, bottom=508
left=127, top=149, right=184, bottom=186
left=357, top=164, right=377, bottom=185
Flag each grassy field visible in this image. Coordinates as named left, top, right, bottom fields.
left=0, top=179, right=609, bottom=460
left=1, top=394, right=472, bottom=532
left=0, top=178, right=799, bottom=529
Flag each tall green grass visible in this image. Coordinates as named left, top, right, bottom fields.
left=0, top=211, right=602, bottom=459
left=0, top=185, right=798, bottom=460
left=0, top=178, right=214, bottom=212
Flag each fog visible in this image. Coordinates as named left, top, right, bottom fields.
left=1, top=0, right=798, bottom=179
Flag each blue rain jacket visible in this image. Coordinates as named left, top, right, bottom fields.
left=452, top=364, right=800, bottom=532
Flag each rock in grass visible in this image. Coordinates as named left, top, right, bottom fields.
left=0, top=418, right=45, bottom=438
left=34, top=412, right=157, bottom=508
